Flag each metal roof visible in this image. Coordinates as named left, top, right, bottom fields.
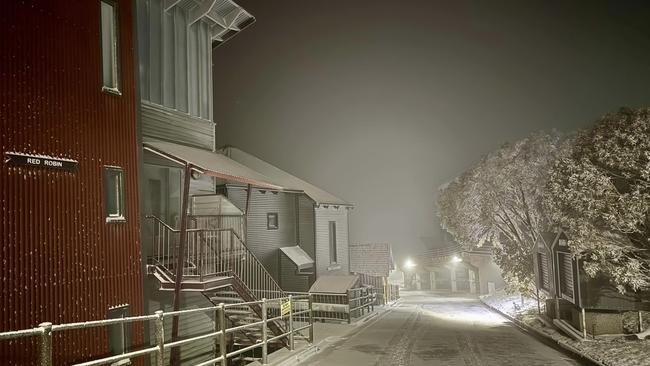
left=309, top=275, right=360, bottom=294
left=219, top=146, right=352, bottom=206
left=191, top=194, right=243, bottom=216
left=144, top=141, right=283, bottom=190
left=280, top=246, right=314, bottom=270
left=165, top=0, right=255, bottom=46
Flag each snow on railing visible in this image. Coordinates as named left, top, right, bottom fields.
left=147, top=215, right=285, bottom=300
left=0, top=295, right=313, bottom=366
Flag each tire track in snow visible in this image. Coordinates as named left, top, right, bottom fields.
left=377, top=305, right=423, bottom=366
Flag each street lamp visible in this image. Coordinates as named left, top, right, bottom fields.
left=404, top=258, right=417, bottom=269
left=451, top=255, right=462, bottom=264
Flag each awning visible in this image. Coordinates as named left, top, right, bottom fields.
left=144, top=141, right=283, bottom=190
left=280, top=246, right=314, bottom=270
left=309, top=275, right=360, bottom=294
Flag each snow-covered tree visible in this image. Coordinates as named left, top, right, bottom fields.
left=439, top=131, right=569, bottom=294
left=545, top=108, right=650, bottom=292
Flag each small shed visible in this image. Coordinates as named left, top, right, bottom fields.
left=533, top=231, right=650, bottom=336
left=309, top=275, right=360, bottom=294
left=349, top=243, right=396, bottom=304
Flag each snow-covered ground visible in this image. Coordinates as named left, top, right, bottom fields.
left=481, top=291, right=650, bottom=366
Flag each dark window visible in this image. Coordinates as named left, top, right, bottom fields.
left=104, top=166, right=125, bottom=222
left=267, top=213, right=278, bottom=230
left=329, top=221, right=337, bottom=264
left=100, top=0, right=120, bottom=93
left=107, top=304, right=130, bottom=356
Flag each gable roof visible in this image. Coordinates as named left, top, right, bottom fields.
left=349, top=243, right=394, bottom=277
left=218, top=146, right=352, bottom=206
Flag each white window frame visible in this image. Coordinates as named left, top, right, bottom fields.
left=329, top=221, right=337, bottom=264
left=104, top=166, right=126, bottom=223
left=100, top=0, right=121, bottom=94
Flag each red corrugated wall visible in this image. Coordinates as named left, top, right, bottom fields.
left=0, top=1, right=144, bottom=364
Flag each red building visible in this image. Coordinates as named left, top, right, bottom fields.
left=1, top=1, right=143, bottom=364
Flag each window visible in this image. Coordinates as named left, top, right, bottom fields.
left=100, top=0, right=120, bottom=93
left=107, top=304, right=130, bottom=357
left=558, top=252, right=574, bottom=301
left=329, top=221, right=337, bottom=264
left=267, top=213, right=278, bottom=230
left=537, top=252, right=550, bottom=291
left=104, top=166, right=125, bottom=222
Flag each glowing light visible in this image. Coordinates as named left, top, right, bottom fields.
left=451, top=255, right=462, bottom=263
left=404, top=258, right=417, bottom=269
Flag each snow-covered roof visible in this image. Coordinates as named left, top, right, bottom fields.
left=191, top=194, right=243, bottom=216
left=165, top=0, right=255, bottom=46
left=144, top=141, right=283, bottom=190
left=218, top=146, right=352, bottom=206
left=349, top=243, right=395, bottom=277
left=280, top=246, right=314, bottom=270
left=309, top=275, right=360, bottom=294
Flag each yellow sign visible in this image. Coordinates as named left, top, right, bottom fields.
left=280, top=299, right=291, bottom=316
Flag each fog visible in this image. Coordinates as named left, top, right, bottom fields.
left=213, top=0, right=650, bottom=261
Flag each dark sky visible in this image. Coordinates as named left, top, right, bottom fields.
left=213, top=0, right=650, bottom=261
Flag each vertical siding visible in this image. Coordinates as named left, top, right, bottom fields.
left=315, top=207, right=350, bottom=277
left=137, top=0, right=214, bottom=150
left=0, top=1, right=143, bottom=365
left=138, top=0, right=211, bottom=120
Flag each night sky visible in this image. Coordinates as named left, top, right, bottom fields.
left=212, top=1, right=650, bottom=261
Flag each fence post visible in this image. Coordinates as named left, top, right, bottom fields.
left=219, top=303, right=227, bottom=366
left=38, top=322, right=52, bottom=366
left=288, top=295, right=294, bottom=351
left=154, top=310, right=164, bottom=366
left=214, top=306, right=219, bottom=360
left=639, top=311, right=644, bottom=333
left=347, top=290, right=352, bottom=324
left=308, top=294, right=314, bottom=344
left=261, top=298, right=268, bottom=365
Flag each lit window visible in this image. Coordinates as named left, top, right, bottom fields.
left=329, top=221, right=337, bottom=264
left=267, top=213, right=278, bottom=230
left=104, top=166, right=125, bottom=222
left=100, top=0, right=120, bottom=93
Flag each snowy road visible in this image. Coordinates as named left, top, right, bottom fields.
left=298, top=291, right=585, bottom=366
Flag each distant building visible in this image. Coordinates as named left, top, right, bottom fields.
left=218, top=146, right=355, bottom=292
left=349, top=243, right=397, bottom=304
left=1, top=1, right=143, bottom=363
left=534, top=231, right=650, bottom=337
left=408, top=241, right=504, bottom=295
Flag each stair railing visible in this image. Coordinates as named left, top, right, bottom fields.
left=147, top=216, right=285, bottom=300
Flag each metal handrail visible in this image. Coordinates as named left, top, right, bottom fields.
left=0, top=295, right=314, bottom=366
left=146, top=216, right=285, bottom=300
